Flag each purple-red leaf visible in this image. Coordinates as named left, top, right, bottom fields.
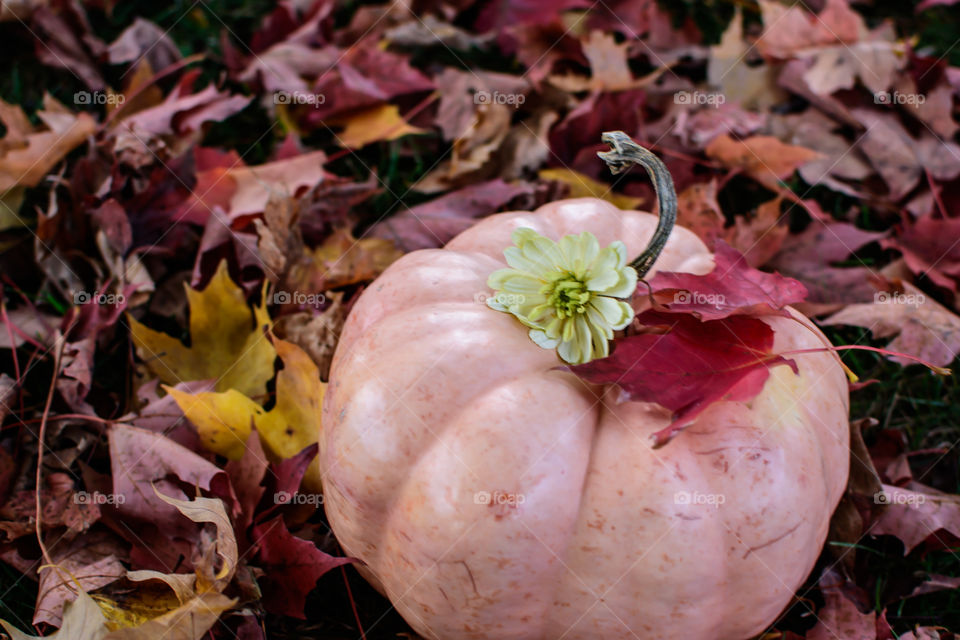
left=570, top=312, right=798, bottom=447
left=646, top=241, right=808, bottom=320
left=251, top=516, right=353, bottom=619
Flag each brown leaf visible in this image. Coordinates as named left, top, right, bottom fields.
left=705, top=134, right=821, bottom=191
left=0, top=95, right=96, bottom=192
left=675, top=180, right=724, bottom=249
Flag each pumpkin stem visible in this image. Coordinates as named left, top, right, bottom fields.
left=598, top=131, right=677, bottom=278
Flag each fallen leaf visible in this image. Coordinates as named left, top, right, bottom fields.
left=107, top=17, right=180, bottom=72
left=769, top=221, right=885, bottom=306
left=869, top=483, right=960, bottom=552
left=128, top=260, right=276, bottom=399
left=538, top=168, right=644, bottom=211
left=0, top=94, right=96, bottom=192
left=152, top=491, right=237, bottom=590
left=821, top=282, right=960, bottom=367
left=674, top=180, right=724, bottom=249
left=1, top=589, right=108, bottom=640
left=707, top=9, right=785, bottom=111
left=250, top=516, right=351, bottom=619
left=329, top=104, right=425, bottom=148
left=756, top=0, right=862, bottom=59
left=34, top=531, right=127, bottom=628
left=571, top=312, right=799, bottom=447
left=644, top=242, right=808, bottom=321
left=885, top=216, right=960, bottom=292
left=806, top=567, right=876, bottom=640
left=368, top=179, right=534, bottom=251
left=705, top=134, right=821, bottom=191
left=105, top=592, right=236, bottom=640
left=298, top=228, right=403, bottom=291
left=168, top=338, right=325, bottom=491
left=724, top=195, right=789, bottom=267
left=108, top=424, right=229, bottom=541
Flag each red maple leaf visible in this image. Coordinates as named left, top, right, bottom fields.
left=251, top=516, right=353, bottom=619
left=644, top=241, right=808, bottom=320
left=570, top=312, right=798, bottom=447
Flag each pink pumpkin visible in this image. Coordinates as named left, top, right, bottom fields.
left=320, top=197, right=849, bottom=637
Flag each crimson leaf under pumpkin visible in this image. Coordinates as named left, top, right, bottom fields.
left=570, top=311, right=798, bottom=447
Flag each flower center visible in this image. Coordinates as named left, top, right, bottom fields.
left=544, top=273, right=591, bottom=318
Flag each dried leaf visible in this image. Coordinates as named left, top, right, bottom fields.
left=0, top=95, right=96, bottom=192
left=538, top=168, right=643, bottom=210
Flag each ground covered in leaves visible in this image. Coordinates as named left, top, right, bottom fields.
left=1, top=0, right=960, bottom=638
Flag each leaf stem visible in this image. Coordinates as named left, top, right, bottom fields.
left=598, top=131, right=677, bottom=278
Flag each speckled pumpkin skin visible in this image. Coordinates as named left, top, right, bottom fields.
left=320, top=198, right=850, bottom=640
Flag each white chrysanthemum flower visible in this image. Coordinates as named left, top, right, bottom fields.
left=486, top=227, right=637, bottom=364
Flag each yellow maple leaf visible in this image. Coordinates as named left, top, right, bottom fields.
left=166, top=338, right=325, bottom=491
left=128, top=260, right=276, bottom=399
left=331, top=104, right=426, bottom=148
left=538, top=167, right=644, bottom=211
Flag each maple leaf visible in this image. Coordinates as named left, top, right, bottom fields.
left=705, top=134, right=821, bottom=191
left=821, top=282, right=960, bottom=368
left=570, top=312, right=798, bottom=447
left=645, top=242, right=808, bottom=320
left=167, top=337, right=325, bottom=491
left=128, top=260, right=276, bottom=399
left=329, top=104, right=426, bottom=148
left=250, top=516, right=352, bottom=619
left=768, top=221, right=884, bottom=306
left=884, top=216, right=960, bottom=292
left=539, top=168, right=643, bottom=210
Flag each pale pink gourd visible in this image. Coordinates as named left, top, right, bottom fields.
left=320, top=198, right=849, bottom=640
